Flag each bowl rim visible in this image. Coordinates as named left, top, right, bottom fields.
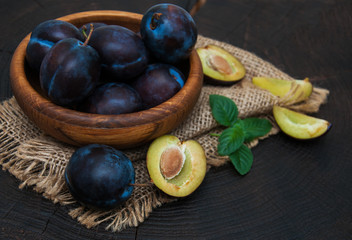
left=10, top=10, right=203, bottom=130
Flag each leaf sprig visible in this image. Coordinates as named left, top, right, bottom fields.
left=209, top=94, right=272, bottom=175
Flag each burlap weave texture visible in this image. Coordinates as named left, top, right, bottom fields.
left=0, top=35, right=329, bottom=232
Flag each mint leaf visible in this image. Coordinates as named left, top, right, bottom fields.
left=218, top=125, right=245, bottom=156
left=229, top=144, right=253, bottom=175
left=209, top=94, right=272, bottom=176
left=241, top=118, right=272, bottom=142
left=209, top=94, right=238, bottom=127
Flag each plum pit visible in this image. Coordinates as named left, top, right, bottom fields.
left=160, top=145, right=186, bottom=180
left=207, top=55, right=233, bottom=75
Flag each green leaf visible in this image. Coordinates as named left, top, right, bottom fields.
left=229, top=144, right=253, bottom=175
left=209, top=94, right=238, bottom=127
left=218, top=125, right=245, bottom=156
left=241, top=118, right=272, bottom=142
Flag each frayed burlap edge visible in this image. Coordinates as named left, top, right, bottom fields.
left=0, top=35, right=329, bottom=232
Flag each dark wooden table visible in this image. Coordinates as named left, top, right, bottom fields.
left=1, top=0, right=351, bottom=239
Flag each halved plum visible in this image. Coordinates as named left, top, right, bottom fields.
left=196, top=44, right=245, bottom=85
left=146, top=135, right=207, bottom=197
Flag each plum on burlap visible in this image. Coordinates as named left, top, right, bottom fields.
left=0, top=35, right=329, bottom=232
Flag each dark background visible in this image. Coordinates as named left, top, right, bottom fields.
left=1, top=0, right=351, bottom=239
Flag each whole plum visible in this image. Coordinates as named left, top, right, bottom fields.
left=89, top=25, right=149, bottom=81
left=26, top=20, right=84, bottom=71
left=65, top=144, right=135, bottom=209
left=132, top=63, right=185, bottom=109
left=40, top=38, right=101, bottom=107
left=79, top=82, right=142, bottom=115
left=140, top=3, right=197, bottom=64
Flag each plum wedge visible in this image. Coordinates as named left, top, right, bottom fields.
left=253, top=77, right=313, bottom=103
left=273, top=106, right=331, bottom=139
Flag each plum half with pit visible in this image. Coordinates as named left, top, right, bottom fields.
left=65, top=144, right=135, bottom=209
left=40, top=37, right=101, bottom=107
left=132, top=63, right=185, bottom=109
left=79, top=82, right=142, bottom=115
left=140, top=3, right=198, bottom=64
left=147, top=135, right=207, bottom=197
left=88, top=25, right=149, bottom=81
left=26, top=20, right=84, bottom=71
left=196, top=45, right=246, bottom=85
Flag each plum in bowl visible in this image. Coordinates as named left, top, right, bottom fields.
left=10, top=10, right=203, bottom=149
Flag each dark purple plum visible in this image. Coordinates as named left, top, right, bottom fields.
left=79, top=22, right=107, bottom=37
left=89, top=25, right=149, bottom=81
left=132, top=63, right=185, bottom=109
left=79, top=82, right=142, bottom=115
left=65, top=144, right=135, bottom=210
left=26, top=20, right=84, bottom=71
left=40, top=38, right=101, bottom=107
left=140, top=3, right=197, bottom=64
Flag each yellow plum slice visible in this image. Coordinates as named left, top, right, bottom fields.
left=253, top=77, right=313, bottom=103
left=273, top=106, right=331, bottom=139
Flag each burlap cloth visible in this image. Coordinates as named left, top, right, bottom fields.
left=0, top=35, right=329, bottom=232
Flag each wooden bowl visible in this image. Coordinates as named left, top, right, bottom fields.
left=10, top=10, right=203, bottom=149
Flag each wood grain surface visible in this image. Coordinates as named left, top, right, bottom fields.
left=1, top=0, right=352, bottom=239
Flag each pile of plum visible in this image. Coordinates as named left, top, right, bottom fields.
left=25, top=3, right=199, bottom=210
left=26, top=3, right=197, bottom=114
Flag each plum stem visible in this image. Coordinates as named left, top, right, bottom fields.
left=150, top=13, right=162, bottom=30
left=81, top=25, right=88, bottom=39
left=190, top=0, right=207, bottom=17
left=83, top=24, right=94, bottom=46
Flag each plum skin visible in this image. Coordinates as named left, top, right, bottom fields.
left=40, top=38, right=101, bottom=107
left=65, top=144, right=135, bottom=210
left=140, top=3, right=198, bottom=64
left=89, top=25, right=149, bottom=81
left=26, top=20, right=84, bottom=71
left=79, top=82, right=142, bottom=115
left=132, top=63, right=185, bottom=109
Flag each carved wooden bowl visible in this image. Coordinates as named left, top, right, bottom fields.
left=10, top=10, right=203, bottom=149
